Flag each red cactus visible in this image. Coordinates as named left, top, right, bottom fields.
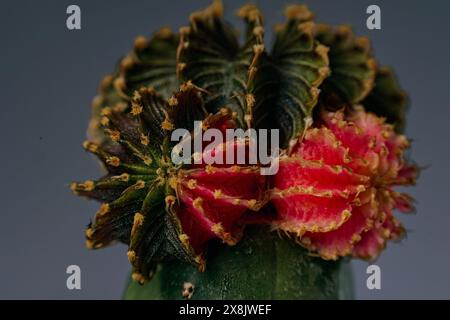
left=272, top=106, right=418, bottom=260
left=177, top=165, right=266, bottom=261
left=173, top=116, right=267, bottom=265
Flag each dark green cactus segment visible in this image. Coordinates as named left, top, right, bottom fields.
left=164, top=84, right=208, bottom=133
left=131, top=87, right=168, bottom=147
left=88, top=73, right=126, bottom=144
left=362, top=66, right=408, bottom=132
left=315, top=24, right=376, bottom=106
left=88, top=29, right=179, bottom=145
left=72, top=177, right=151, bottom=249
left=128, top=183, right=198, bottom=283
left=88, top=186, right=149, bottom=246
left=177, top=0, right=263, bottom=127
left=118, top=28, right=179, bottom=100
left=236, top=4, right=265, bottom=126
left=72, top=164, right=161, bottom=251
left=252, top=5, right=330, bottom=148
left=238, top=4, right=265, bottom=58
left=124, top=226, right=351, bottom=299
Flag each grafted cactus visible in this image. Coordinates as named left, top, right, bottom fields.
left=73, top=1, right=416, bottom=299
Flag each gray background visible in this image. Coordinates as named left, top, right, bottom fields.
left=0, top=0, right=448, bottom=299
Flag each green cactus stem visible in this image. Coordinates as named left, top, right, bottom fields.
left=124, top=226, right=354, bottom=299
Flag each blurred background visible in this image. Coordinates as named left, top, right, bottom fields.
left=1, top=0, right=449, bottom=299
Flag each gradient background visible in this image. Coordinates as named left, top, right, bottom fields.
left=1, top=0, right=448, bottom=299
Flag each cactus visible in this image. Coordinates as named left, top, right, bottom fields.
left=73, top=1, right=417, bottom=299
left=272, top=107, right=417, bottom=261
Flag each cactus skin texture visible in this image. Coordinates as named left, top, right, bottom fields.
left=73, top=0, right=416, bottom=299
